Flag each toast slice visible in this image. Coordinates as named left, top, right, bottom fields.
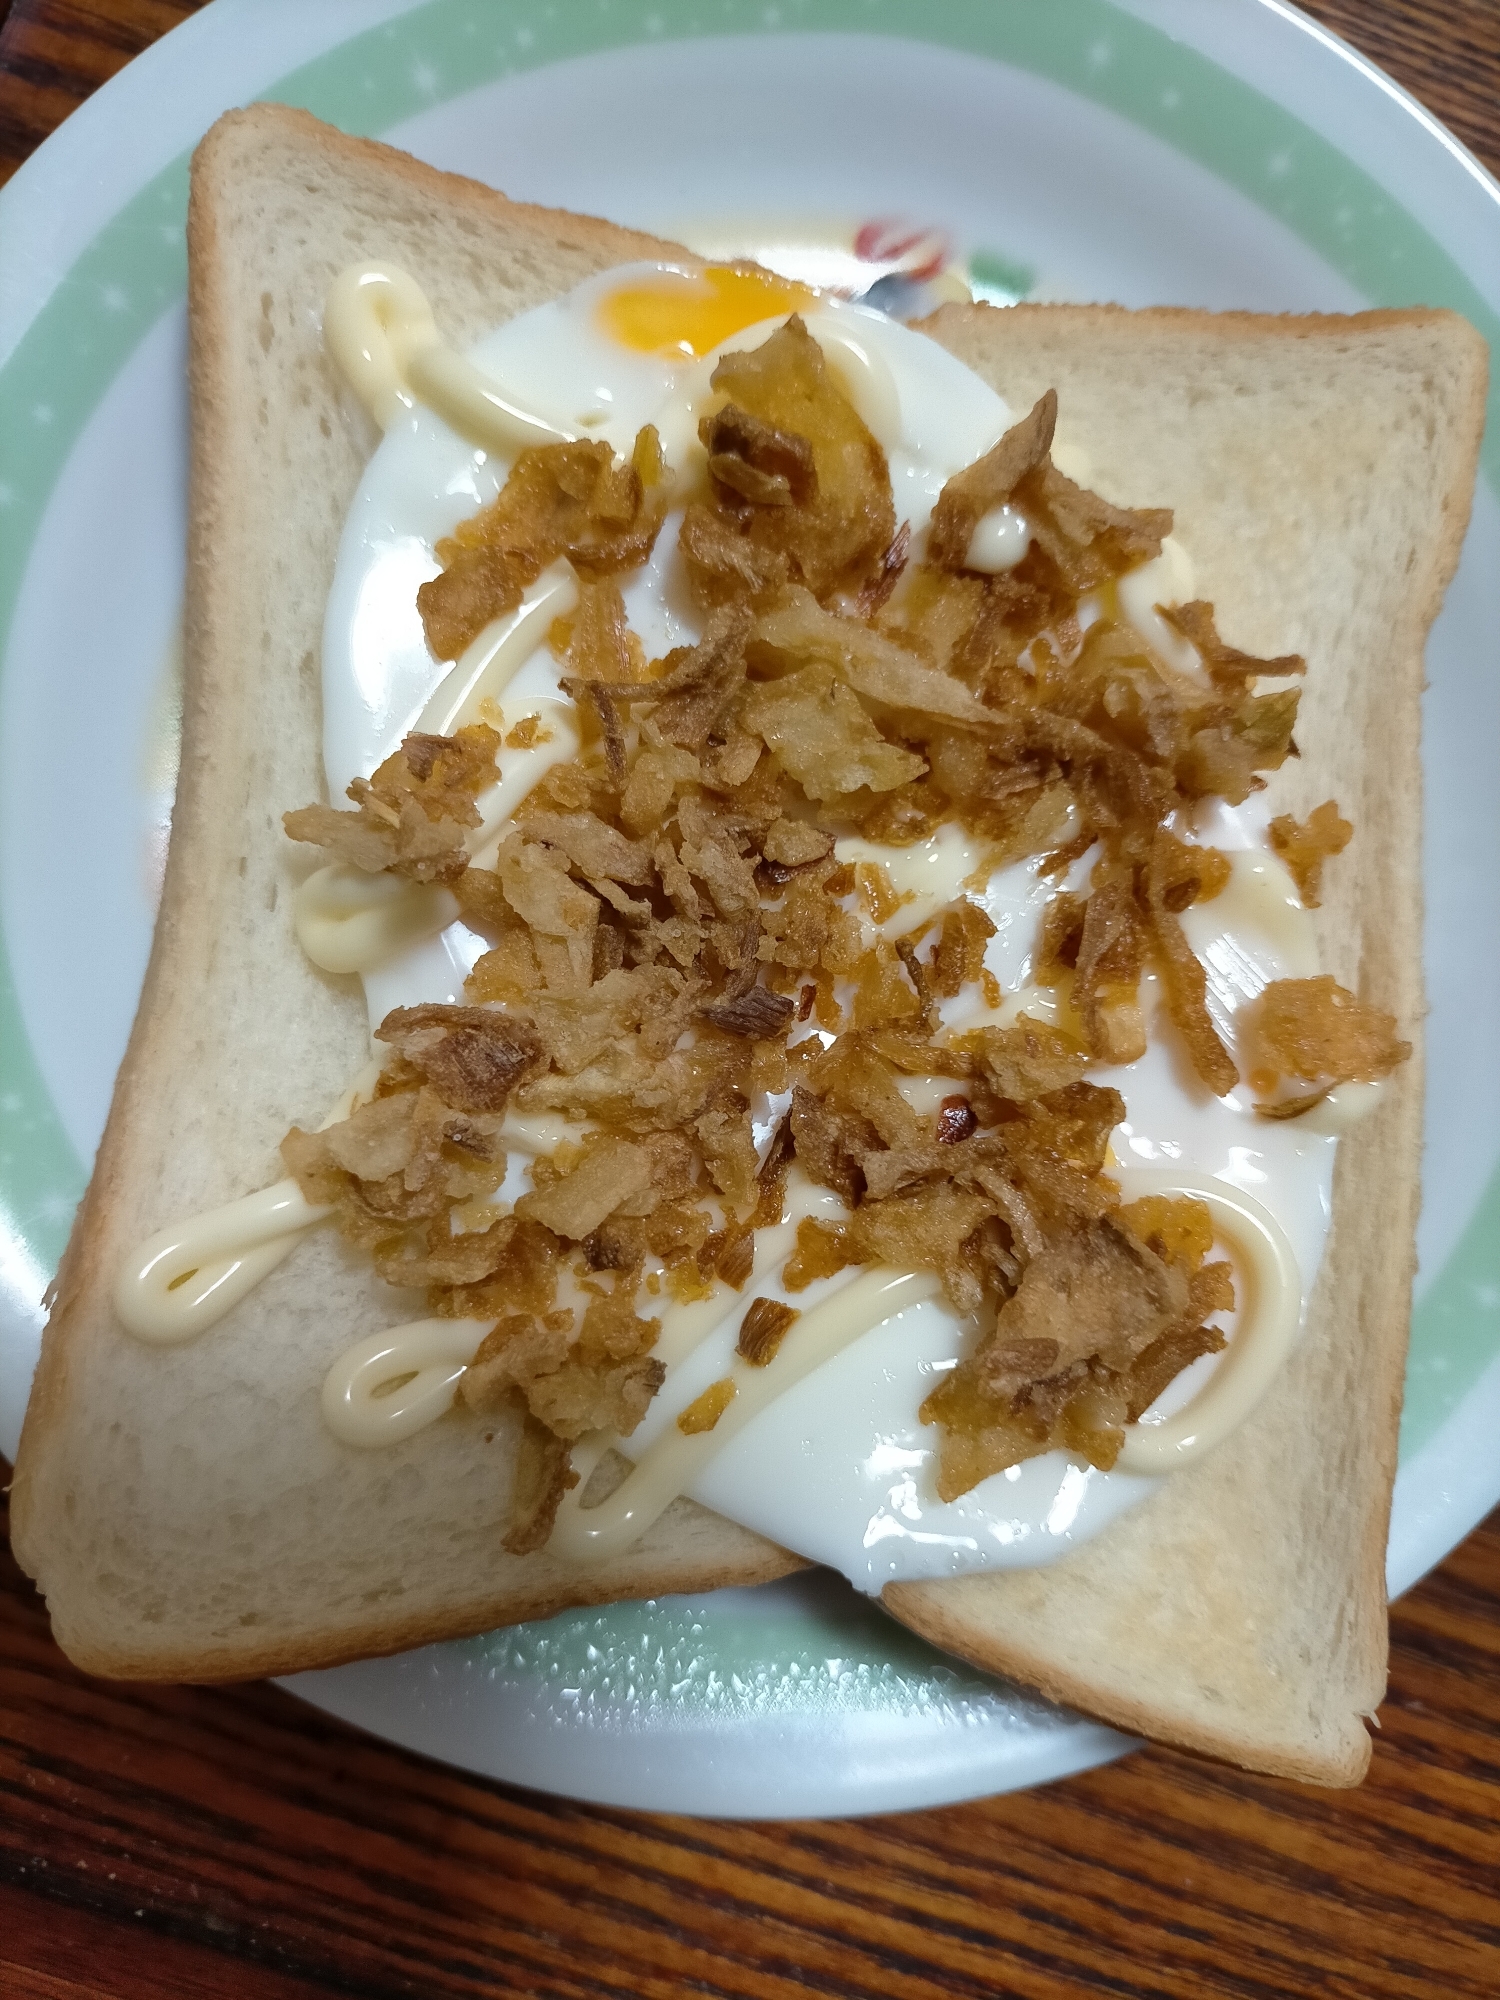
left=884, top=303, right=1486, bottom=1784
left=9, top=105, right=805, bottom=1681
left=11, top=108, right=1485, bottom=1780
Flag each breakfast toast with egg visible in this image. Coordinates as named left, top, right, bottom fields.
left=10, top=104, right=808, bottom=1680
left=11, top=108, right=1485, bottom=1791
left=884, top=301, right=1485, bottom=1783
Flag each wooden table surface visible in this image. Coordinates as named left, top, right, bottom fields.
left=2, top=1, right=1497, bottom=1993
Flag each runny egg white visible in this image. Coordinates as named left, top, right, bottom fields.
left=320, top=261, right=1341, bottom=1590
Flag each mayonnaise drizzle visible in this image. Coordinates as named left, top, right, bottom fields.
left=646, top=1176, right=847, bottom=1373
left=1112, top=1171, right=1301, bottom=1473
left=117, top=1091, right=564, bottom=1347
left=294, top=559, right=583, bottom=977
left=415, top=560, right=580, bottom=736
left=965, top=505, right=1032, bottom=573
left=467, top=698, right=582, bottom=868
left=548, top=1268, right=943, bottom=1561
left=293, top=868, right=460, bottom=979
left=1117, top=536, right=1200, bottom=677
left=115, top=1062, right=381, bottom=1344
left=293, top=691, right=582, bottom=975
left=835, top=824, right=991, bottom=938
left=116, top=1179, right=330, bottom=1347
left=119, top=260, right=1340, bottom=1572
left=324, top=263, right=574, bottom=450
left=300, top=1161, right=1301, bottom=1546
left=545, top=1167, right=1300, bottom=1554
left=313, top=1181, right=839, bottom=1456
left=1299, top=1080, right=1386, bottom=1133
left=322, top=1318, right=494, bottom=1447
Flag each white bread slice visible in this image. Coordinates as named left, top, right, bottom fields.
left=11, top=109, right=1485, bottom=1780
left=9, top=105, right=805, bottom=1681
left=884, top=302, right=1486, bottom=1785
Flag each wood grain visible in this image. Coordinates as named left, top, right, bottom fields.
left=3, top=1485, right=1498, bottom=1999
left=1299, top=0, right=1500, bottom=181
left=2, top=3, right=1498, bottom=1996
left=1, top=0, right=1499, bottom=189
left=0, top=0, right=203, bottom=182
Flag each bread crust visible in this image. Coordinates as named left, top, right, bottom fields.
left=48, top=1516, right=802, bottom=1685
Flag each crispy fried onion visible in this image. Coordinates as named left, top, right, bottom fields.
left=1268, top=800, right=1352, bottom=909
left=283, top=724, right=501, bottom=883
left=417, top=427, right=669, bottom=661
left=281, top=327, right=1406, bottom=1544
left=1248, top=975, right=1409, bottom=1110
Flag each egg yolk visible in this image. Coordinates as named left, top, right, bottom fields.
left=599, top=263, right=818, bottom=360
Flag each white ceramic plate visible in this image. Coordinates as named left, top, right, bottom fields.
left=1, top=0, right=1496, bottom=1818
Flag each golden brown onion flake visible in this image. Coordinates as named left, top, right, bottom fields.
left=921, top=1197, right=1233, bottom=1498
left=684, top=317, right=895, bottom=607
left=1269, top=799, right=1352, bottom=909
left=281, top=320, right=1407, bottom=1545
left=417, top=428, right=669, bottom=662
left=1250, top=976, right=1410, bottom=1109
left=677, top=1377, right=737, bottom=1434
left=283, top=724, right=502, bottom=883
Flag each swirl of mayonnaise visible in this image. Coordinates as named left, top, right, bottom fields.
left=116, top=259, right=1376, bottom=1586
